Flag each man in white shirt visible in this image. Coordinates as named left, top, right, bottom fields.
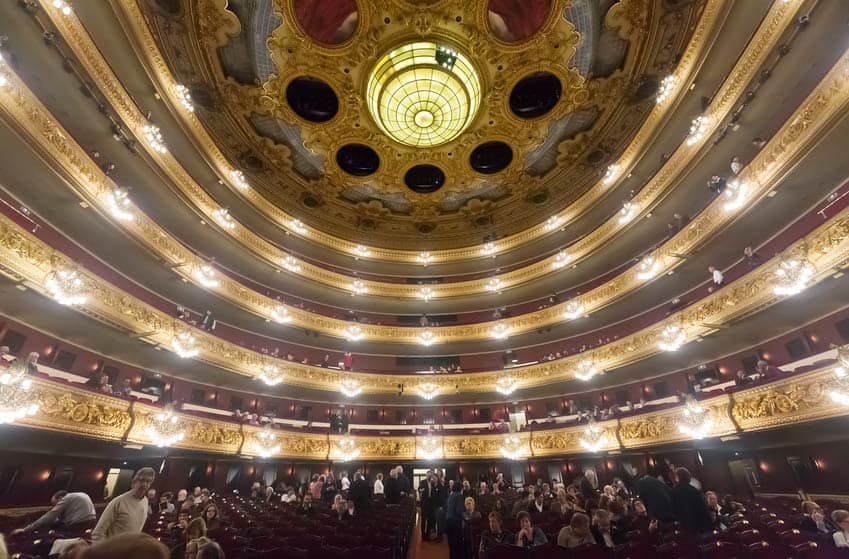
left=91, top=467, right=155, bottom=540
left=12, top=491, right=96, bottom=535
left=373, top=473, right=384, bottom=495
left=708, top=266, right=724, bottom=285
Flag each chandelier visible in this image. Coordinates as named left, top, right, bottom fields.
left=418, top=330, right=436, bottom=346
left=657, top=325, right=687, bottom=352
left=0, top=54, right=8, bottom=88
left=171, top=331, right=200, bottom=359
left=339, top=378, right=362, bottom=398
left=289, top=219, right=308, bottom=235
left=145, top=404, right=185, bottom=447
left=174, top=84, right=194, bottom=112
left=213, top=208, right=236, bottom=229
left=51, top=0, right=73, bottom=15
left=579, top=418, right=608, bottom=453
left=544, top=215, right=563, bottom=231
left=45, top=267, right=88, bottom=306
left=656, top=75, right=676, bottom=104
left=490, top=322, right=510, bottom=340
left=563, top=300, right=584, bottom=320
left=418, top=287, right=435, bottom=301
left=258, top=363, right=283, bottom=386
left=253, top=425, right=281, bottom=458
left=602, top=164, right=620, bottom=186
left=575, top=359, right=600, bottom=382
left=353, top=245, right=371, bottom=259
left=618, top=201, right=638, bottom=224
left=270, top=305, right=290, bottom=324
left=677, top=396, right=714, bottom=439
left=333, top=434, right=360, bottom=462
left=105, top=187, right=134, bottom=221
left=686, top=115, right=709, bottom=146
left=481, top=242, right=497, bottom=257
left=773, top=256, right=815, bottom=296
left=344, top=325, right=364, bottom=342
left=281, top=255, right=301, bottom=273
left=499, top=433, right=526, bottom=460
left=722, top=179, right=750, bottom=212
left=349, top=280, right=367, bottom=296
left=417, top=435, right=444, bottom=460
left=636, top=256, right=660, bottom=280
left=553, top=251, right=571, bottom=269
left=143, top=124, right=168, bottom=154
left=194, top=264, right=219, bottom=288
left=0, top=368, right=39, bottom=424
left=486, top=278, right=504, bottom=292
left=417, top=382, right=440, bottom=400
left=495, top=376, right=517, bottom=395
left=229, top=169, right=249, bottom=190
left=417, top=252, right=433, bottom=266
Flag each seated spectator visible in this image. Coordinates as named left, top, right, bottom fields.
left=722, top=494, right=745, bottom=514
left=735, top=370, right=753, bottom=386
left=800, top=500, right=833, bottom=534
left=480, top=512, right=515, bottom=557
left=11, top=490, right=96, bottom=535
left=80, top=533, right=169, bottom=559
left=558, top=512, right=595, bottom=548
left=333, top=496, right=351, bottom=521
left=709, top=266, right=724, bottom=285
left=707, top=175, right=727, bottom=194
left=529, top=493, right=546, bottom=517
left=98, top=375, right=113, bottom=395
left=591, top=509, right=621, bottom=548
left=743, top=246, right=763, bottom=267
left=120, top=379, right=134, bottom=398
left=171, top=517, right=206, bottom=559
left=515, top=511, right=547, bottom=548
left=158, top=493, right=175, bottom=515
left=201, top=503, right=220, bottom=532
left=298, top=492, right=315, bottom=516
left=756, top=360, right=782, bottom=379
left=464, top=497, right=481, bottom=521
left=705, top=491, right=728, bottom=531
left=512, top=493, right=533, bottom=518
left=832, top=510, right=849, bottom=548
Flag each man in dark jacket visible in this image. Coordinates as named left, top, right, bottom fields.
left=418, top=470, right=436, bottom=540
left=670, top=467, right=712, bottom=534
left=445, top=483, right=466, bottom=559
left=385, top=469, right=401, bottom=504
left=350, top=471, right=370, bottom=513
left=636, top=467, right=675, bottom=524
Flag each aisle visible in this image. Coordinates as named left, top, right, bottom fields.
left=409, top=512, right=449, bottom=559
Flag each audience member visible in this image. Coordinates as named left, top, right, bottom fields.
left=91, top=467, right=155, bottom=541
left=591, top=509, right=622, bottom=548
left=196, top=541, right=225, bottom=559
left=636, top=468, right=674, bottom=524
left=670, top=467, right=711, bottom=534
left=374, top=472, right=385, bottom=495
left=800, top=500, right=833, bottom=534
left=831, top=510, right=849, bottom=548
left=479, top=511, right=515, bottom=557
left=709, top=266, right=724, bottom=285
left=557, top=512, right=595, bottom=548
left=515, top=511, right=547, bottom=548
left=170, top=517, right=206, bottom=559
left=201, top=503, right=220, bottom=532
left=11, top=490, right=96, bottom=535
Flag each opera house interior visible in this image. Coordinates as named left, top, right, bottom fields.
left=1, top=0, right=849, bottom=558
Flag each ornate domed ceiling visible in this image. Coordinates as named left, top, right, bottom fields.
left=141, top=0, right=703, bottom=249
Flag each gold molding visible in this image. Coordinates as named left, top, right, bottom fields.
left=0, top=20, right=842, bottom=347
left=15, top=364, right=849, bottom=460
left=52, top=0, right=732, bottom=264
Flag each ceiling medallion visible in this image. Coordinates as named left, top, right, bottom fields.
left=366, top=42, right=481, bottom=148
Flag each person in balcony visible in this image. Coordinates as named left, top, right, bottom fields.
left=515, top=511, right=547, bottom=548
left=11, top=490, right=96, bottom=536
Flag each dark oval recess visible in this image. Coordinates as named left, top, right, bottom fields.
left=336, top=144, right=380, bottom=176
left=404, top=165, right=446, bottom=194
left=286, top=77, right=339, bottom=123
left=509, top=72, right=562, bottom=119
left=470, top=141, right=513, bottom=174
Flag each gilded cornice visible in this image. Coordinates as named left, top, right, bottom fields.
left=14, top=365, right=849, bottom=460
left=0, top=23, right=842, bottom=349
left=63, top=0, right=728, bottom=263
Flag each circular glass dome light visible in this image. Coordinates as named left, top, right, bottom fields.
left=366, top=42, right=481, bottom=148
